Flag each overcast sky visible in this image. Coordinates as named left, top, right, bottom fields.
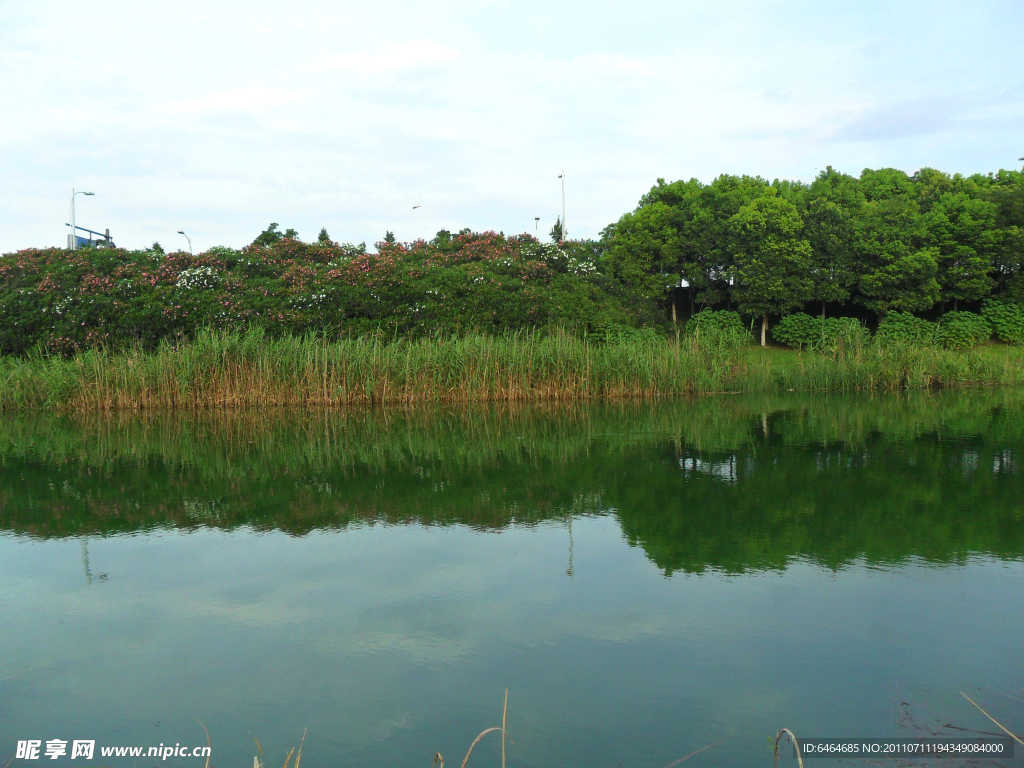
left=1, top=0, right=1022, bottom=253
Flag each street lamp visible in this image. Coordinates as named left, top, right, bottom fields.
left=557, top=172, right=566, bottom=243
left=177, top=230, right=192, bottom=255
left=69, top=189, right=94, bottom=251
left=534, top=216, right=540, bottom=236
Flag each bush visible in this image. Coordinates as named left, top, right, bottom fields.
left=0, top=234, right=661, bottom=356
left=771, top=313, right=819, bottom=349
left=935, top=311, right=992, bottom=351
left=876, top=312, right=937, bottom=346
left=772, top=313, right=869, bottom=351
left=685, top=310, right=750, bottom=347
left=981, top=300, right=1024, bottom=344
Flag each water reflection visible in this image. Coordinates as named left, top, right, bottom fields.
left=2, top=390, right=1023, bottom=573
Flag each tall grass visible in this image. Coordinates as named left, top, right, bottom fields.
left=0, top=329, right=1021, bottom=410
left=0, top=329, right=741, bottom=410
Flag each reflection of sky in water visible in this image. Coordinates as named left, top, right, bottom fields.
left=2, top=519, right=1022, bottom=768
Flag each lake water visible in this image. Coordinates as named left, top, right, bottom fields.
left=2, top=392, right=1023, bottom=767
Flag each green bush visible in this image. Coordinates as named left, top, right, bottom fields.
left=772, top=313, right=869, bottom=351
left=771, top=313, right=819, bottom=349
left=685, top=310, right=750, bottom=347
left=981, top=300, right=1024, bottom=344
left=935, top=311, right=992, bottom=351
left=0, top=233, right=662, bottom=356
left=876, top=312, right=937, bottom=346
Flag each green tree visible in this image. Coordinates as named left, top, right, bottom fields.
left=855, top=197, right=940, bottom=318
left=549, top=217, right=563, bottom=243
left=317, top=227, right=332, bottom=245
left=728, top=194, right=814, bottom=345
left=253, top=223, right=298, bottom=246
left=804, top=167, right=862, bottom=316
left=923, top=192, right=996, bottom=309
left=602, top=202, right=681, bottom=301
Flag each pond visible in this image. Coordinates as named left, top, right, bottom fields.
left=2, top=392, right=1023, bottom=767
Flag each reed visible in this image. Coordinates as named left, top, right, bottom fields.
left=0, top=330, right=1021, bottom=410
left=0, top=329, right=741, bottom=410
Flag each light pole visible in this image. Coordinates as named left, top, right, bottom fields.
left=534, top=216, right=540, bottom=236
left=177, top=230, right=192, bottom=255
left=557, top=172, right=566, bottom=243
left=69, top=189, right=94, bottom=250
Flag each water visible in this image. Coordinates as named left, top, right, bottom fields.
left=2, top=392, right=1023, bottom=767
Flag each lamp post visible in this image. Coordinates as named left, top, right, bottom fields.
left=557, top=172, right=566, bottom=243
left=69, top=189, right=94, bottom=250
left=177, top=230, right=192, bottom=255
left=534, top=216, right=540, bottom=236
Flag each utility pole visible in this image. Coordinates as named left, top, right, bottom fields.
left=69, top=189, right=94, bottom=250
left=557, top=172, right=566, bottom=243
left=534, top=216, right=540, bottom=236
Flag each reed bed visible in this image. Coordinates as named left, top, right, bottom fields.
left=0, top=329, right=739, bottom=410
left=0, top=329, right=1022, bottom=410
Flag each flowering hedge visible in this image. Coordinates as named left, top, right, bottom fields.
left=0, top=232, right=661, bottom=355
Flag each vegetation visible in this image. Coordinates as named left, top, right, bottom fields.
left=607, top=165, right=1024, bottom=344
left=0, top=329, right=1022, bottom=409
left=1, top=165, right=1023, bottom=404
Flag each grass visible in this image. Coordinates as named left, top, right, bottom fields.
left=0, top=329, right=1022, bottom=410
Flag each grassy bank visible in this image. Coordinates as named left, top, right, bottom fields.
left=0, top=330, right=1022, bottom=409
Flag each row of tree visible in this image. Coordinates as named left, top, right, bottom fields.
left=599, top=167, right=1024, bottom=343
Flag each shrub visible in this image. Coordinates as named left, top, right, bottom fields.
left=935, top=311, right=992, bottom=351
left=771, top=313, right=820, bottom=349
left=772, top=314, right=869, bottom=351
left=981, top=300, right=1024, bottom=344
left=876, top=312, right=937, bottom=346
left=685, top=310, right=750, bottom=347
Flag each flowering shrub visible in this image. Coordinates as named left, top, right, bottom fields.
left=0, top=232, right=659, bottom=355
left=175, top=267, right=220, bottom=291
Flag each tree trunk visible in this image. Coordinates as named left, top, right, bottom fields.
left=953, top=298, right=958, bottom=312
left=671, top=297, right=677, bottom=325
left=822, top=300, right=826, bottom=319
left=761, top=313, right=768, bottom=347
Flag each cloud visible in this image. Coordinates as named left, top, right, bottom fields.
left=303, top=39, right=460, bottom=75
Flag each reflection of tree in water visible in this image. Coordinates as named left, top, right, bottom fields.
left=2, top=390, right=1024, bottom=574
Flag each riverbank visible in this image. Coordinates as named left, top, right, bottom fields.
left=0, top=330, right=1022, bottom=409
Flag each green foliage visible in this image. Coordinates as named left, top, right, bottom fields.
left=772, top=314, right=870, bottom=351
left=981, top=299, right=1024, bottom=343
left=549, top=217, right=563, bottom=243
left=601, top=202, right=680, bottom=300
left=684, top=310, right=750, bottom=347
left=0, top=232, right=660, bottom=355
left=252, top=223, right=298, bottom=247
left=875, top=312, right=937, bottom=346
left=934, top=311, right=992, bottom=350
left=728, top=194, right=814, bottom=343
left=317, top=227, right=332, bottom=245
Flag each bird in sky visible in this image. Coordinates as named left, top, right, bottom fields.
left=412, top=205, right=422, bottom=209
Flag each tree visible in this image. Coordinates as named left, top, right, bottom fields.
left=804, top=168, right=862, bottom=316
left=253, top=223, right=298, bottom=246
left=854, top=197, right=940, bottom=318
left=923, top=192, right=996, bottom=309
left=549, top=217, right=563, bottom=243
left=383, top=231, right=396, bottom=244
left=728, top=194, right=814, bottom=346
left=318, top=227, right=332, bottom=245
left=601, top=202, right=681, bottom=302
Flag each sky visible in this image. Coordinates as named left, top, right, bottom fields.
left=1, top=0, right=1023, bottom=253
